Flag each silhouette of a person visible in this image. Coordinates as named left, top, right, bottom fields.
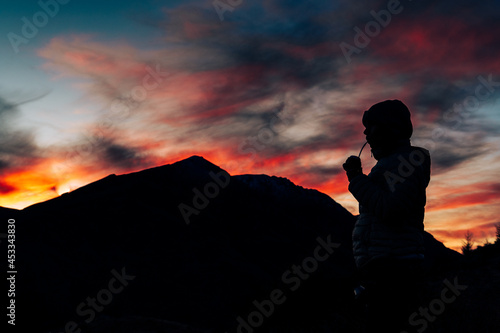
left=343, top=100, right=430, bottom=332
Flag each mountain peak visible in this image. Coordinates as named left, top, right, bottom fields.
left=6, top=155, right=465, bottom=332
left=173, top=154, right=226, bottom=173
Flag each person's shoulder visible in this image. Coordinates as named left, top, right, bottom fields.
left=409, top=146, right=431, bottom=161
left=410, top=145, right=430, bottom=154
left=377, top=145, right=429, bottom=168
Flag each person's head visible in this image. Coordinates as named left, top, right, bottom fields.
left=362, top=100, right=413, bottom=157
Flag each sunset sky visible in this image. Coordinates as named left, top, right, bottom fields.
left=1, top=0, right=499, bottom=251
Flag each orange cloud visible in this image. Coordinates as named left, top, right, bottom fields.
left=427, top=182, right=500, bottom=212
left=3, top=5, right=497, bottom=258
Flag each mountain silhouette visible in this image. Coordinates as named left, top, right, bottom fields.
left=1, top=156, right=462, bottom=332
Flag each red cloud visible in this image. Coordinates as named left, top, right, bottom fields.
left=11, top=10, right=498, bottom=256
left=370, top=17, right=500, bottom=78
left=0, top=181, right=16, bottom=194
left=427, top=182, right=500, bottom=212
left=38, top=36, right=146, bottom=81
left=429, top=222, right=498, bottom=252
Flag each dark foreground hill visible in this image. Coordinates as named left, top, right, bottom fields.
left=1, top=156, right=465, bottom=332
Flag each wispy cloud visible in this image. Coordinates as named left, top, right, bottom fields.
left=1, top=0, right=499, bottom=251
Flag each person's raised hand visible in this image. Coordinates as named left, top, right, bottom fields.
left=343, top=156, right=362, bottom=181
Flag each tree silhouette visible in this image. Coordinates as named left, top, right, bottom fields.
left=495, top=223, right=500, bottom=244
left=461, top=230, right=475, bottom=255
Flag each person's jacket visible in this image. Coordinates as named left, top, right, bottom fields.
left=348, top=143, right=431, bottom=269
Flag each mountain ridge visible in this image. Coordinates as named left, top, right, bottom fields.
left=1, top=155, right=462, bottom=332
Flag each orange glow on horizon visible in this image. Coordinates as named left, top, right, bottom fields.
left=1, top=153, right=497, bottom=255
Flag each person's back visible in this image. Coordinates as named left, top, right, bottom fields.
left=343, top=100, right=430, bottom=332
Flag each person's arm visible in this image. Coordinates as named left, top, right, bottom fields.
left=344, top=154, right=429, bottom=220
